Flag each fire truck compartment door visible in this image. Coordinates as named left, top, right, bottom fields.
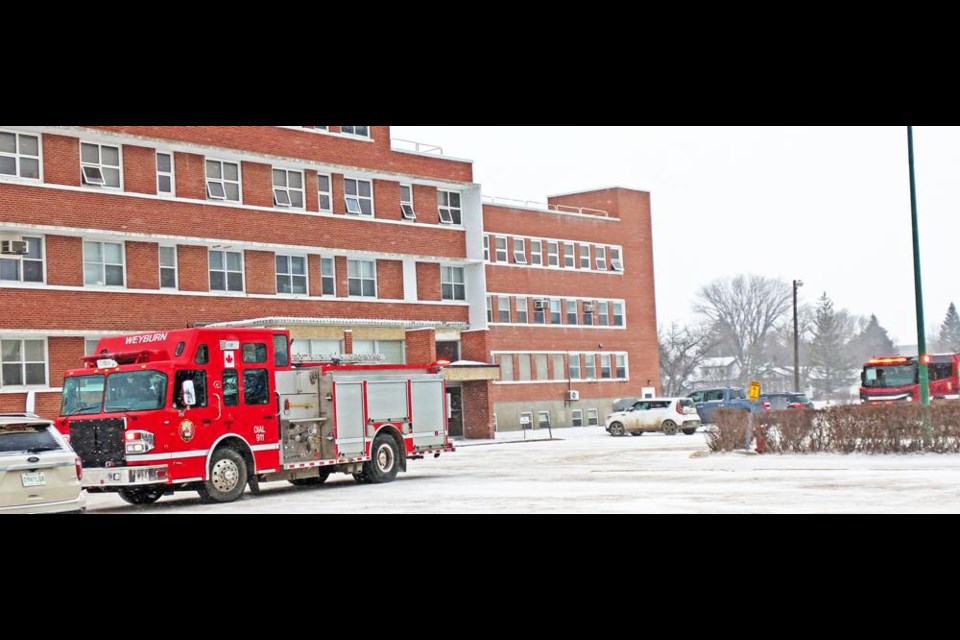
left=365, top=381, right=409, bottom=431
left=411, top=379, right=445, bottom=448
left=334, top=382, right=365, bottom=456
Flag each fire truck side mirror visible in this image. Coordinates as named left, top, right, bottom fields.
left=182, top=380, right=197, bottom=407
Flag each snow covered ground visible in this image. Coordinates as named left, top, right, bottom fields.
left=84, top=427, right=960, bottom=513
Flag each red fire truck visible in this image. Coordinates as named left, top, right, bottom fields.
left=56, top=327, right=453, bottom=505
left=860, top=354, right=960, bottom=403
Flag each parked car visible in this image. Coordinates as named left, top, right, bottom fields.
left=606, top=398, right=701, bottom=436
left=687, top=387, right=764, bottom=424
left=759, top=392, right=814, bottom=410
left=0, top=413, right=86, bottom=514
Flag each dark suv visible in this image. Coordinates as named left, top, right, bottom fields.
left=759, top=392, right=813, bottom=410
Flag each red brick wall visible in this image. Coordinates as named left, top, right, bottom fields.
left=0, top=392, right=63, bottom=419
left=461, top=330, right=490, bottom=362
left=304, top=170, right=318, bottom=212
left=244, top=250, right=276, bottom=295
left=122, top=145, right=156, bottom=195
left=241, top=161, right=273, bottom=208
left=307, top=255, right=323, bottom=296
left=405, top=329, right=436, bottom=364
left=177, top=245, right=209, bottom=292
left=413, top=185, right=439, bottom=224
left=126, top=241, right=159, bottom=289
left=343, top=331, right=353, bottom=355
left=49, top=337, right=84, bottom=385
left=376, top=260, right=403, bottom=299
left=416, top=262, right=441, bottom=301
left=373, top=179, right=400, bottom=222
left=42, top=134, right=80, bottom=186
left=175, top=152, right=206, bottom=200
left=463, top=380, right=494, bottom=439
left=45, top=235, right=82, bottom=286
left=331, top=173, right=345, bottom=215
left=335, top=256, right=348, bottom=298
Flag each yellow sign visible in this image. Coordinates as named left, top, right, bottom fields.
left=748, top=380, right=761, bottom=401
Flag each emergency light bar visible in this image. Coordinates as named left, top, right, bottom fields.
left=867, top=357, right=909, bottom=365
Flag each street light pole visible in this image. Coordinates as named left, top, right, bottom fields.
left=907, top=126, right=932, bottom=445
left=793, top=279, right=803, bottom=393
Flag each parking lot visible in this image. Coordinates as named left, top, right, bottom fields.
left=81, top=427, right=960, bottom=513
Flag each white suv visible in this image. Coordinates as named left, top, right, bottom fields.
left=606, top=398, right=701, bottom=436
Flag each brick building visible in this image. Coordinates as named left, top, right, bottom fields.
left=0, top=126, right=658, bottom=438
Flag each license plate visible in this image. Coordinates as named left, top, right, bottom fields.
left=21, top=471, right=46, bottom=488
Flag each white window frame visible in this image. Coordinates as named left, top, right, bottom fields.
left=80, top=141, right=122, bottom=189
left=0, top=235, right=44, bottom=284
left=572, top=409, right=584, bottom=427
left=569, top=354, right=581, bottom=380
left=612, top=301, right=624, bottom=327
left=513, top=238, right=527, bottom=264
left=499, top=354, right=514, bottom=382
left=498, top=296, right=511, bottom=323
left=400, top=183, right=417, bottom=220
left=595, top=245, right=607, bottom=271
left=546, top=241, right=559, bottom=267
left=340, top=126, right=371, bottom=138
left=515, top=297, right=528, bottom=324
left=0, top=130, right=41, bottom=181
left=566, top=300, right=579, bottom=325
left=587, top=408, right=599, bottom=426
left=495, top=236, right=508, bottom=263
left=276, top=254, right=309, bottom=295
left=601, top=354, right=612, bottom=379
left=441, top=265, right=466, bottom=301
left=205, top=158, right=241, bottom=202
left=84, top=337, right=104, bottom=357
left=438, top=190, right=462, bottom=225
left=317, top=173, right=332, bottom=212
left=584, top=354, right=597, bottom=380
left=616, top=354, right=628, bottom=379
left=486, top=296, right=493, bottom=323
left=156, top=151, right=175, bottom=197
left=0, top=338, right=48, bottom=388
left=579, top=244, right=591, bottom=270
left=344, top=177, right=374, bottom=216
left=320, top=257, right=336, bottom=296
left=549, top=298, right=561, bottom=325
left=530, top=240, right=542, bottom=266
left=517, top=354, right=532, bottom=381
left=483, top=235, right=490, bottom=262
left=598, top=302, right=609, bottom=326
left=347, top=259, right=377, bottom=298
left=83, top=240, right=125, bottom=287
left=610, top=247, right=624, bottom=272
left=273, top=167, right=305, bottom=209
left=159, top=245, right=178, bottom=290
left=564, top=243, right=575, bottom=268
left=209, top=249, right=244, bottom=293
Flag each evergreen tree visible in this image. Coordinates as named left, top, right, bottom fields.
left=939, top=303, right=960, bottom=353
left=807, top=293, right=857, bottom=396
left=849, top=314, right=897, bottom=364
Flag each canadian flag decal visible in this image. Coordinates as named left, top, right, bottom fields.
left=224, top=351, right=236, bottom=369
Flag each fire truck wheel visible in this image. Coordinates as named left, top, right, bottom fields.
left=362, top=434, right=400, bottom=484
left=289, top=469, right=331, bottom=487
left=198, top=447, right=248, bottom=503
left=118, top=487, right=164, bottom=505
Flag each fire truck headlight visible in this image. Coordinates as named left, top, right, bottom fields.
left=124, top=430, right=156, bottom=454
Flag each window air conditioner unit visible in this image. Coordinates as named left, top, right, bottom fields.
left=1, top=240, right=28, bottom=255
left=583, top=302, right=595, bottom=313
left=533, top=299, right=547, bottom=311
left=566, top=389, right=580, bottom=401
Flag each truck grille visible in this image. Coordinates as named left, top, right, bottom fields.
left=69, top=418, right=126, bottom=468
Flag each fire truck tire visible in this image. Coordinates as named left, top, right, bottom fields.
left=289, top=469, right=331, bottom=487
left=362, top=434, right=400, bottom=484
left=118, top=487, right=164, bottom=505
left=198, top=447, right=248, bottom=503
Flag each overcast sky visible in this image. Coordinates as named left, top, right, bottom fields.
left=393, top=126, right=958, bottom=347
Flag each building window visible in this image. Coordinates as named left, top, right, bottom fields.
left=566, top=300, right=579, bottom=325
left=530, top=240, right=542, bottom=266
left=438, top=190, right=462, bottom=225
left=533, top=299, right=545, bottom=324
left=546, top=241, right=559, bottom=267
left=483, top=236, right=489, bottom=262
left=441, top=266, right=466, bottom=301
left=347, top=259, right=376, bottom=297
left=598, top=302, right=609, bottom=326
left=344, top=178, right=373, bottom=216
left=498, top=296, right=511, bottom=323
left=595, top=245, right=607, bottom=271
left=534, top=355, right=549, bottom=381
left=320, top=257, right=335, bottom=296
left=538, top=411, right=551, bottom=429
left=587, top=408, right=599, bottom=426
left=612, top=301, right=624, bottom=327
left=550, top=298, right=561, bottom=325
left=583, top=301, right=594, bottom=326
left=317, top=174, right=332, bottom=212
left=552, top=354, right=565, bottom=381
left=400, top=184, right=417, bottom=220
left=486, top=296, right=493, bottom=323
left=273, top=168, right=304, bottom=208
left=84, top=241, right=124, bottom=287
left=564, top=243, right=575, bottom=268
left=0, top=131, right=40, bottom=179
left=159, top=246, right=177, bottom=289
left=80, top=142, right=121, bottom=188
left=601, top=354, right=612, bottom=379
left=572, top=409, right=583, bottom=427
left=0, top=236, right=43, bottom=283
left=610, top=247, right=624, bottom=272
left=569, top=354, right=581, bottom=380
left=291, top=338, right=341, bottom=361
left=0, top=339, right=46, bottom=387
left=206, top=159, right=240, bottom=201
left=580, top=244, right=591, bottom=269
left=341, top=126, right=370, bottom=137
left=515, top=297, right=528, bottom=324
left=616, top=354, right=627, bottom=379
left=209, top=249, right=244, bottom=292
left=305, top=126, right=328, bottom=131
left=499, top=354, right=514, bottom=382
left=156, top=152, right=174, bottom=196
left=584, top=354, right=596, bottom=380
left=353, top=339, right=405, bottom=364
left=276, top=255, right=307, bottom=295
left=517, top=354, right=532, bottom=381
left=513, top=238, right=527, bottom=264
left=494, top=237, right=507, bottom=263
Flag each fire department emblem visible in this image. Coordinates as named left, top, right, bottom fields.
left=180, top=419, right=196, bottom=443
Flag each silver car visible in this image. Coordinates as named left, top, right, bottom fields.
left=0, top=414, right=87, bottom=514
left=606, top=398, right=701, bottom=436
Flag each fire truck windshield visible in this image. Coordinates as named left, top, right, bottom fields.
left=862, top=364, right=916, bottom=388
left=61, top=371, right=167, bottom=415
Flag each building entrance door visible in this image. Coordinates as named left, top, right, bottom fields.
left=446, top=386, right=463, bottom=437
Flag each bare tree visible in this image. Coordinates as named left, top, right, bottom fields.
left=659, top=322, right=718, bottom=395
left=694, top=275, right=792, bottom=385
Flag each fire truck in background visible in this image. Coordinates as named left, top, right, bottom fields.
left=860, top=354, right=960, bottom=404
left=56, top=327, right=453, bottom=505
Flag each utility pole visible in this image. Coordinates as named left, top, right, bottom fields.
left=793, top=279, right=803, bottom=393
left=908, top=126, right=932, bottom=445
